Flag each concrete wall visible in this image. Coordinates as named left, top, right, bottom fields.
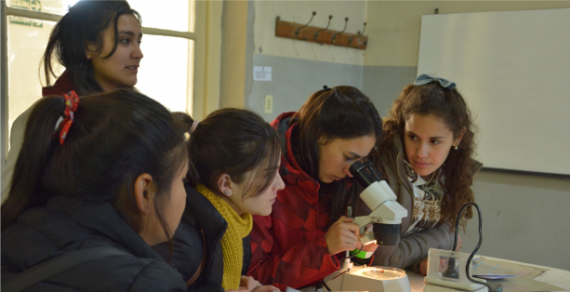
left=245, top=0, right=368, bottom=121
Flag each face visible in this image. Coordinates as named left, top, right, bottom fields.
left=88, top=14, right=143, bottom=92
left=161, top=161, right=188, bottom=240
left=317, top=135, right=377, bottom=183
left=404, top=114, right=463, bottom=178
left=145, top=161, right=188, bottom=245
left=225, top=159, right=285, bottom=216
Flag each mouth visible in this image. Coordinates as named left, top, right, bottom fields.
left=269, top=197, right=276, bottom=203
left=125, top=65, right=139, bottom=71
left=413, top=160, right=431, bottom=168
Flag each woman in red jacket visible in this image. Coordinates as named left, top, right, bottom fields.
left=248, top=86, right=383, bottom=290
left=2, top=0, right=143, bottom=202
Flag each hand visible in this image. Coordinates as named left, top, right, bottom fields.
left=455, top=234, right=463, bottom=252
left=419, top=257, right=429, bottom=276
left=251, top=285, right=280, bottom=292
left=325, top=216, right=360, bottom=255
left=239, top=276, right=261, bottom=291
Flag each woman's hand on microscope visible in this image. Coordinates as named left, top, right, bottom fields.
left=325, top=216, right=360, bottom=255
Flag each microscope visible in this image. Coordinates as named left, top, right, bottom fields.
left=349, top=160, right=408, bottom=245
left=323, top=160, right=411, bottom=292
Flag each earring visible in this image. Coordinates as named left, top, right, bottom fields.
left=224, top=190, right=230, bottom=196
left=454, top=145, right=459, bottom=150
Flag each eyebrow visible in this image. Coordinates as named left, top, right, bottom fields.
left=407, top=130, right=445, bottom=140
left=119, top=31, right=143, bottom=38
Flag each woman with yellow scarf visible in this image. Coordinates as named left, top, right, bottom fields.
left=155, top=108, right=283, bottom=292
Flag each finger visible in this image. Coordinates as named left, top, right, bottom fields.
left=344, top=222, right=360, bottom=237
left=340, top=229, right=358, bottom=241
left=338, top=215, right=354, bottom=223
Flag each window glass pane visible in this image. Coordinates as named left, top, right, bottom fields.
left=7, top=0, right=79, bottom=16
left=7, top=16, right=61, bottom=149
left=129, top=0, right=195, bottom=33
left=136, top=35, right=194, bottom=114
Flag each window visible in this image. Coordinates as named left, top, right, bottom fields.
left=1, top=0, right=222, bottom=175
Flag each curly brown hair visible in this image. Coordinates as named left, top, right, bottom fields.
left=378, top=82, right=477, bottom=229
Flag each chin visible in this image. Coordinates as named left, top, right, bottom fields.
left=255, top=209, right=272, bottom=217
left=414, top=168, right=435, bottom=177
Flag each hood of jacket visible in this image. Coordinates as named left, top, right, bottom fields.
left=42, top=70, right=75, bottom=97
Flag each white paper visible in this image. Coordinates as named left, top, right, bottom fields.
left=253, top=66, right=272, bottom=81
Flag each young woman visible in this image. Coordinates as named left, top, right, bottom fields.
left=2, top=0, right=143, bottom=202
left=154, top=108, right=282, bottom=292
left=247, top=86, right=383, bottom=290
left=1, top=90, right=189, bottom=291
left=43, top=0, right=143, bottom=96
left=371, top=74, right=482, bottom=275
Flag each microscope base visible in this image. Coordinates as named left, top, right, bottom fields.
left=324, top=266, right=411, bottom=292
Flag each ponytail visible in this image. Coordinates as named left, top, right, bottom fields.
left=2, top=97, right=64, bottom=229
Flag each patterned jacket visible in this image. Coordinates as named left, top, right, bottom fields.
left=247, top=112, right=340, bottom=290
left=371, top=136, right=483, bottom=271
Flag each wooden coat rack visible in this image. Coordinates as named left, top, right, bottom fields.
left=275, top=12, right=368, bottom=50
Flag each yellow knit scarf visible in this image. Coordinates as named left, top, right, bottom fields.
left=196, top=184, right=253, bottom=289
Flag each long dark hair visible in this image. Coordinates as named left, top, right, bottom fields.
left=189, top=108, right=281, bottom=199
left=379, top=82, right=477, bottom=229
left=1, top=90, right=189, bottom=242
left=42, top=0, right=141, bottom=95
left=292, top=86, right=383, bottom=223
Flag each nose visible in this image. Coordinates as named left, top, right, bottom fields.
left=343, top=167, right=354, bottom=178
left=275, top=173, right=285, bottom=191
left=416, top=143, right=429, bottom=159
left=133, top=43, right=143, bottom=60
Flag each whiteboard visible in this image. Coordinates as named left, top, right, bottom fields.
left=417, top=8, right=570, bottom=176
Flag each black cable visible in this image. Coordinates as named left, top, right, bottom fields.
left=453, top=202, right=494, bottom=292
left=322, top=280, right=332, bottom=292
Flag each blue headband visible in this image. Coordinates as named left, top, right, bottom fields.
left=414, top=74, right=456, bottom=90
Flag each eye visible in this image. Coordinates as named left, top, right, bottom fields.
left=344, top=155, right=356, bottom=162
left=431, top=139, right=441, bottom=145
left=120, top=38, right=130, bottom=44
left=408, top=134, right=418, bottom=140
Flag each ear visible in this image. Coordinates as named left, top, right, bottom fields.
left=317, top=135, right=330, bottom=145
left=134, top=173, right=155, bottom=215
left=84, top=42, right=97, bottom=59
left=454, top=127, right=467, bottom=147
left=217, top=174, right=233, bottom=197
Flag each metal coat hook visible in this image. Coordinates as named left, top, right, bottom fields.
left=314, top=15, right=333, bottom=44
left=295, top=11, right=316, bottom=40
left=349, top=22, right=366, bottom=46
left=332, top=17, right=349, bottom=44
left=358, top=22, right=367, bottom=35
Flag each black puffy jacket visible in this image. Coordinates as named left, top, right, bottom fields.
left=1, top=197, right=186, bottom=291
left=153, top=185, right=251, bottom=292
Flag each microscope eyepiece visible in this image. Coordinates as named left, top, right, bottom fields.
left=349, top=160, right=384, bottom=188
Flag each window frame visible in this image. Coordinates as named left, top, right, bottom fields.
left=0, top=1, right=222, bottom=175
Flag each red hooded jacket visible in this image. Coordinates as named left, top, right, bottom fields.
left=42, top=70, right=75, bottom=97
left=247, top=112, right=341, bottom=290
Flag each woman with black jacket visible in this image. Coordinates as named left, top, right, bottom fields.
left=1, top=90, right=189, bottom=291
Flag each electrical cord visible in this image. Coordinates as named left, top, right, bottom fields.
left=452, top=202, right=494, bottom=292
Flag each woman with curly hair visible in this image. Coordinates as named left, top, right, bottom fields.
left=371, top=74, right=482, bottom=275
